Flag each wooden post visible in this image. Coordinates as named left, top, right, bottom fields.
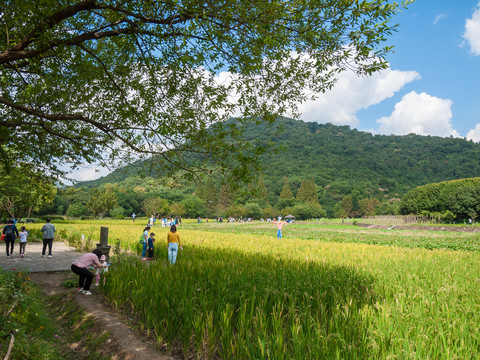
left=100, top=227, right=108, bottom=245
left=97, top=226, right=112, bottom=262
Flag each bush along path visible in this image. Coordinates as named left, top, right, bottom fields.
left=0, top=269, right=172, bottom=360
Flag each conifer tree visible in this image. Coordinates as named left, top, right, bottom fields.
left=279, top=178, right=294, bottom=199
left=204, top=178, right=218, bottom=211
left=194, top=182, right=205, bottom=200
left=217, top=184, right=233, bottom=211
left=257, top=176, right=269, bottom=204
left=296, top=179, right=318, bottom=203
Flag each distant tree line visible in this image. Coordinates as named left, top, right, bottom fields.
left=399, top=178, right=480, bottom=222
left=38, top=174, right=403, bottom=221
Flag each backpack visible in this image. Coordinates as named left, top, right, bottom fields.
left=139, top=234, right=145, bottom=244
left=5, top=225, right=15, bottom=241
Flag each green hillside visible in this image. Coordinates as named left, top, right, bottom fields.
left=69, top=117, right=480, bottom=217
left=251, top=118, right=480, bottom=195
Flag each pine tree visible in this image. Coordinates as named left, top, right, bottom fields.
left=194, top=182, right=205, bottom=200
left=217, top=184, right=233, bottom=210
left=257, top=176, right=269, bottom=204
left=279, top=178, right=293, bottom=199
left=204, top=178, right=218, bottom=210
left=296, top=179, right=318, bottom=203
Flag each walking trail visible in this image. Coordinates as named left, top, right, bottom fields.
left=0, top=242, right=172, bottom=360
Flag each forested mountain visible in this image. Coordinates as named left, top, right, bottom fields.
left=69, top=117, right=480, bottom=217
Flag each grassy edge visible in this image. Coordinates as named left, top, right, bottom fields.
left=0, top=270, right=117, bottom=360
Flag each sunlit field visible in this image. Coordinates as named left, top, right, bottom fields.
left=27, top=220, right=480, bottom=358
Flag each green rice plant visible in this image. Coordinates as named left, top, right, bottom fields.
left=24, top=220, right=480, bottom=358
left=96, top=225, right=480, bottom=359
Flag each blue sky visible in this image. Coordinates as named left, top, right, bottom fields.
left=299, top=0, right=480, bottom=140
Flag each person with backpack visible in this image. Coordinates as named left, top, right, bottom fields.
left=3, top=219, right=19, bottom=258
left=41, top=217, right=56, bottom=258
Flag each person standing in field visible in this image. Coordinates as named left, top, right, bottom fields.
left=18, top=226, right=28, bottom=258
left=272, top=217, right=289, bottom=239
left=147, top=232, right=155, bottom=261
left=141, top=226, right=150, bottom=261
left=167, top=225, right=182, bottom=265
left=41, top=217, right=56, bottom=258
left=3, top=219, right=19, bottom=258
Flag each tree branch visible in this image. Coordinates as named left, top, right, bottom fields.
left=11, top=0, right=99, bottom=52
left=76, top=43, right=129, bottom=102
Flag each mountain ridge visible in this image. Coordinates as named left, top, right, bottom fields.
left=75, top=117, right=480, bottom=213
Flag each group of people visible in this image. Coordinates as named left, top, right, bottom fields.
left=2, top=217, right=56, bottom=258
left=71, top=223, right=183, bottom=296
left=3, top=215, right=286, bottom=298
left=140, top=224, right=183, bottom=264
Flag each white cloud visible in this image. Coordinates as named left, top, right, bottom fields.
left=298, top=68, right=420, bottom=127
left=466, top=124, right=480, bottom=142
left=376, top=91, right=459, bottom=137
left=463, top=2, right=480, bottom=55
left=63, top=165, right=111, bottom=184
left=434, top=13, right=446, bottom=25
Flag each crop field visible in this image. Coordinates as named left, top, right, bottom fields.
left=27, top=220, right=480, bottom=358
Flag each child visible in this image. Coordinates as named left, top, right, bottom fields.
left=19, top=226, right=28, bottom=258
left=147, top=232, right=155, bottom=261
left=95, top=255, right=108, bottom=286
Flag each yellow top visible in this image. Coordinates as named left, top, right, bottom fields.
left=167, top=231, right=181, bottom=247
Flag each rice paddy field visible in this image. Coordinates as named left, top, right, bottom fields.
left=28, top=220, right=480, bottom=358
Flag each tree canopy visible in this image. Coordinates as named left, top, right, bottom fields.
left=1, top=0, right=412, bottom=182
left=400, top=178, right=480, bottom=221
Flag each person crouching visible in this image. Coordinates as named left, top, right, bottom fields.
left=71, top=249, right=106, bottom=295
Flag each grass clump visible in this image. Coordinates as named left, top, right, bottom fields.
left=0, top=269, right=64, bottom=360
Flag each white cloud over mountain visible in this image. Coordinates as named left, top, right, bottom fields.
left=298, top=68, right=420, bottom=127
left=466, top=124, right=480, bottom=142
left=376, top=91, right=459, bottom=137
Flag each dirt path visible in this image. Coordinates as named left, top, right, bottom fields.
left=30, top=271, right=173, bottom=360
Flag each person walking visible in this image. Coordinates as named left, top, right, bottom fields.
left=41, top=217, right=56, bottom=258
left=18, top=226, right=28, bottom=258
left=3, top=219, right=19, bottom=258
left=167, top=225, right=182, bottom=265
left=71, top=249, right=106, bottom=295
left=141, top=226, right=150, bottom=260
